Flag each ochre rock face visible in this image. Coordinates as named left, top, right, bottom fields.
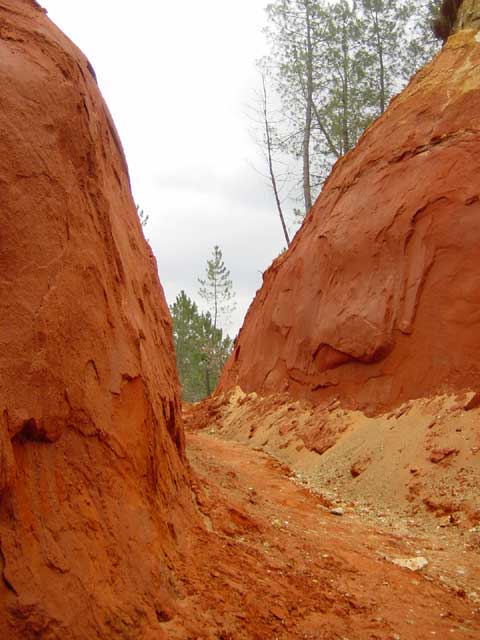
left=0, top=2, right=193, bottom=637
left=221, top=27, right=480, bottom=414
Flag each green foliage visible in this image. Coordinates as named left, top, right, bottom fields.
left=262, top=0, right=440, bottom=221
left=198, top=245, right=236, bottom=331
left=170, top=291, right=232, bottom=402
left=170, top=248, right=236, bottom=402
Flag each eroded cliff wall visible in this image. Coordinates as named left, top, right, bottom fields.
left=0, top=2, right=193, bottom=637
left=220, top=23, right=480, bottom=414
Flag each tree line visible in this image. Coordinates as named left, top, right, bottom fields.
left=141, top=2, right=444, bottom=401
left=136, top=206, right=235, bottom=403
left=258, top=0, right=440, bottom=238
left=170, top=246, right=235, bottom=402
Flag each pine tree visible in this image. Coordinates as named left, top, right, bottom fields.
left=170, top=291, right=232, bottom=401
left=170, top=291, right=204, bottom=401
left=196, top=311, right=232, bottom=397
left=262, top=0, right=440, bottom=224
left=264, top=0, right=324, bottom=214
left=319, top=1, right=372, bottom=156
left=198, top=245, right=236, bottom=332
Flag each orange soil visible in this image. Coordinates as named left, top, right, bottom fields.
left=161, top=429, right=480, bottom=639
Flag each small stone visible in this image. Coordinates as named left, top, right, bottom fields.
left=330, top=507, right=345, bottom=516
left=464, top=391, right=480, bottom=410
left=429, top=448, right=458, bottom=464
left=391, top=556, right=429, bottom=571
left=350, top=456, right=371, bottom=477
left=270, top=604, right=288, bottom=620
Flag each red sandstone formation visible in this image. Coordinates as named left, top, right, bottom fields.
left=3, top=2, right=480, bottom=638
left=220, top=24, right=480, bottom=413
left=0, top=2, right=193, bottom=637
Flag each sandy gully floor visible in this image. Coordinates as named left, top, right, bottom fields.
left=161, top=431, right=480, bottom=640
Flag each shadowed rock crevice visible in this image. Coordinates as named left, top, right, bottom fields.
left=0, top=544, right=16, bottom=594
left=12, top=418, right=54, bottom=444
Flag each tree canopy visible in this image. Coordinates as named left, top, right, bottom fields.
left=170, top=291, right=232, bottom=402
left=260, top=0, right=440, bottom=227
left=170, top=247, right=236, bottom=402
left=198, top=245, right=236, bottom=332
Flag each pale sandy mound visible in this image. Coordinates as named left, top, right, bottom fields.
left=185, top=389, right=480, bottom=533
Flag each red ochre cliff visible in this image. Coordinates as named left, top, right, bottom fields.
left=0, top=2, right=194, bottom=637
left=1, top=4, right=480, bottom=639
left=220, top=20, right=480, bottom=414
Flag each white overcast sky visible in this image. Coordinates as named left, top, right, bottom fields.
left=41, top=0, right=295, bottom=336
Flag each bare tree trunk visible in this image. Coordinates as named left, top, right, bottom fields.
left=205, top=367, right=211, bottom=396
left=261, top=75, right=291, bottom=247
left=302, top=0, right=314, bottom=215
left=312, top=101, right=340, bottom=159
left=341, top=16, right=350, bottom=153
left=294, top=51, right=340, bottom=160
left=213, top=277, right=218, bottom=330
left=373, top=9, right=386, bottom=113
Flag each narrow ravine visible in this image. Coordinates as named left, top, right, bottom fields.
left=159, top=429, right=480, bottom=639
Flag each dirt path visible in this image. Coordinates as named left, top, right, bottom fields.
left=163, top=432, right=480, bottom=639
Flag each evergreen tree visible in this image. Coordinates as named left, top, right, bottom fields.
left=196, top=311, right=233, bottom=397
left=319, top=1, right=372, bottom=156
left=170, top=291, right=205, bottom=401
left=262, top=0, right=440, bottom=223
left=198, top=245, right=236, bottom=332
left=170, top=291, right=232, bottom=402
left=404, top=0, right=440, bottom=78
left=359, top=0, right=438, bottom=114
left=264, top=0, right=324, bottom=213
